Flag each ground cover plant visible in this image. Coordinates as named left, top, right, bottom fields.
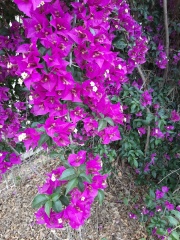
left=0, top=0, right=180, bottom=239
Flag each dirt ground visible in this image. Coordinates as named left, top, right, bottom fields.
left=0, top=153, right=148, bottom=240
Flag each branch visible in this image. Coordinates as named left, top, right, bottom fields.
left=163, top=0, right=169, bottom=82
left=136, top=66, right=151, bottom=155
left=163, top=0, right=169, bottom=60
left=144, top=125, right=150, bottom=156
left=2, top=139, right=20, bottom=156
left=67, top=104, right=75, bottom=154
left=137, top=65, right=146, bottom=89
left=158, top=167, right=180, bottom=184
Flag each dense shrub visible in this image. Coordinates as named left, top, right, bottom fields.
left=0, top=0, right=179, bottom=238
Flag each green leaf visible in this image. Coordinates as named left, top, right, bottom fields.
left=156, top=228, right=167, bottom=236
left=38, top=134, right=50, bottom=147
left=167, top=216, right=179, bottom=226
left=36, top=127, right=45, bottom=132
left=32, top=194, right=49, bottom=209
left=170, top=231, right=179, bottom=240
left=97, top=189, right=105, bottom=205
left=79, top=172, right=92, bottom=183
left=133, top=159, right=138, bottom=168
left=49, top=151, right=59, bottom=158
left=51, top=193, right=60, bottom=202
left=53, top=186, right=62, bottom=195
left=78, top=164, right=86, bottom=172
left=146, top=112, right=154, bottom=124
left=59, top=168, right=76, bottom=181
left=104, top=117, right=114, bottom=126
left=131, top=104, right=137, bottom=113
left=52, top=200, right=62, bottom=213
left=152, top=170, right=157, bottom=178
left=114, top=39, right=127, bottom=50
left=65, top=178, right=78, bottom=195
left=98, top=119, right=107, bottom=132
left=0, top=50, right=5, bottom=55
left=149, top=189, right=155, bottom=199
left=123, top=197, right=129, bottom=205
left=60, top=195, right=70, bottom=206
left=171, top=210, right=180, bottom=221
left=77, top=178, right=85, bottom=192
left=45, top=200, right=52, bottom=217
left=47, top=137, right=53, bottom=147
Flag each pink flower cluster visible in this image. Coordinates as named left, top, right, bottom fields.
left=35, top=151, right=107, bottom=229
left=155, top=45, right=168, bottom=69
left=0, top=152, right=21, bottom=180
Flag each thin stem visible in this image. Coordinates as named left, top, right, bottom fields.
left=163, top=0, right=169, bottom=82
left=136, top=66, right=151, bottom=154
left=158, top=167, right=180, bottom=184
left=2, top=139, right=20, bottom=156
left=137, top=65, right=146, bottom=87
left=144, top=125, right=150, bottom=156
left=67, top=104, right=75, bottom=154
left=164, top=225, right=180, bottom=240
left=163, top=0, right=169, bottom=59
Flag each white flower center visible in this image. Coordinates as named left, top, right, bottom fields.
left=93, top=86, right=97, bottom=92
left=51, top=174, right=56, bottom=182
left=18, top=78, right=23, bottom=85
left=18, top=133, right=27, bottom=141
left=90, top=81, right=95, bottom=86
left=21, top=72, right=28, bottom=79
left=58, top=218, right=62, bottom=224
left=118, top=64, right=122, bottom=70
left=29, top=95, right=33, bottom=101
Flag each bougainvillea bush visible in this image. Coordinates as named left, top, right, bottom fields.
left=0, top=0, right=180, bottom=238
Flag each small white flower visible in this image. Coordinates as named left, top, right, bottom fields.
left=29, top=95, right=33, bottom=101
left=0, top=153, right=2, bottom=157
left=0, top=125, right=3, bottom=129
left=81, top=197, right=85, bottom=201
left=21, top=72, right=28, bottom=79
left=124, top=117, right=127, bottom=122
left=74, top=128, right=78, bottom=134
left=125, top=9, right=128, bottom=13
left=90, top=81, right=95, bottom=86
left=118, top=64, right=122, bottom=70
left=18, top=133, right=27, bottom=142
left=51, top=174, right=56, bottom=182
left=7, top=62, right=12, bottom=69
left=37, top=1, right=44, bottom=7
left=58, top=218, right=62, bottom=224
left=93, top=86, right=98, bottom=92
left=18, top=78, right=23, bottom=85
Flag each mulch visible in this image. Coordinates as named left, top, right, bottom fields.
left=0, top=153, right=148, bottom=240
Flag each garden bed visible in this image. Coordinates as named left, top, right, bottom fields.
left=0, top=154, right=148, bottom=240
